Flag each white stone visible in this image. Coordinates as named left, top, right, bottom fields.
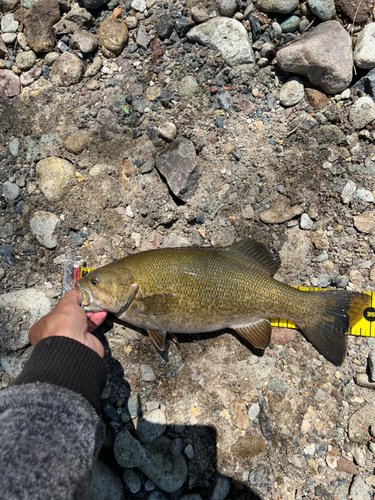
left=279, top=76, right=304, bottom=107
left=300, top=213, right=313, bottom=230
left=341, top=180, right=356, bottom=204
left=131, top=0, right=146, bottom=12
left=354, top=23, right=375, bottom=70
left=158, top=122, right=177, bottom=142
left=349, top=96, right=375, bottom=130
left=30, top=211, right=60, bottom=249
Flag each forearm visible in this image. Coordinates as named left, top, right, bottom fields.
left=0, top=337, right=107, bottom=500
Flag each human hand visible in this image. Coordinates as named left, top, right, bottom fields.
left=29, top=289, right=107, bottom=358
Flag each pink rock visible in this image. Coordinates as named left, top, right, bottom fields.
left=276, top=20, right=352, bottom=94
left=115, top=206, right=126, bottom=215
left=271, top=328, right=296, bottom=345
left=239, top=98, right=255, bottom=115
left=0, top=70, right=20, bottom=98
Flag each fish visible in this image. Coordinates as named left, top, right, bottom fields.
left=75, top=239, right=370, bottom=366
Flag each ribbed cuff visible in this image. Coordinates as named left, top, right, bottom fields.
left=12, top=337, right=107, bottom=415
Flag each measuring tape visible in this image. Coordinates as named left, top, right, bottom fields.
left=64, top=265, right=375, bottom=338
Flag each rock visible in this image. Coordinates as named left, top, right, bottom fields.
left=349, top=96, right=375, bottom=130
left=242, top=205, right=254, bottom=219
left=307, top=0, right=336, bottom=20
left=256, top=0, right=298, bottom=13
left=349, top=475, right=373, bottom=500
left=20, top=66, right=41, bottom=86
left=233, top=400, right=249, bottom=429
left=82, top=0, right=108, bottom=8
left=348, top=404, right=375, bottom=442
left=123, top=469, right=142, bottom=494
left=354, top=372, right=375, bottom=390
left=218, top=0, right=237, bottom=17
left=300, top=213, right=313, bottom=229
left=52, top=8, right=93, bottom=35
left=177, top=76, right=198, bottom=98
left=8, top=138, right=19, bottom=156
left=276, top=21, right=353, bottom=94
left=209, top=476, right=231, bottom=500
left=259, top=195, right=303, bottom=223
left=2, top=181, right=19, bottom=201
left=271, top=328, right=296, bottom=345
left=354, top=212, right=375, bottom=234
left=155, top=137, right=198, bottom=201
left=187, top=17, right=254, bottom=66
left=157, top=123, right=177, bottom=142
left=249, top=466, right=274, bottom=495
left=137, top=24, right=150, bottom=48
left=69, top=31, right=98, bottom=54
left=114, top=428, right=149, bottom=467
left=277, top=226, right=312, bottom=281
left=279, top=77, right=304, bottom=107
left=181, top=495, right=203, bottom=500
left=90, top=460, right=124, bottom=500
left=278, top=477, right=296, bottom=500
left=155, top=14, right=174, bottom=39
left=341, top=180, right=356, bottom=204
left=0, top=38, right=7, bottom=59
left=139, top=436, right=188, bottom=493
left=50, top=53, right=84, bottom=86
left=127, top=397, right=141, bottom=418
left=191, top=7, right=209, bottom=23
left=45, top=52, right=59, bottom=66
left=354, top=188, right=374, bottom=203
left=36, top=157, right=75, bottom=203
left=15, top=51, right=36, bottom=72
left=30, top=211, right=60, bottom=249
left=336, top=457, right=359, bottom=474
left=280, top=16, right=300, bottom=33
left=140, top=364, right=156, bottom=381
left=18, top=0, right=60, bottom=54
left=64, top=130, right=91, bottom=155
left=0, top=69, right=20, bottom=98
left=354, top=22, right=375, bottom=69
left=99, top=16, right=128, bottom=57
left=0, top=288, right=51, bottom=327
left=136, top=409, right=167, bottom=443
left=305, top=88, right=330, bottom=109
left=368, top=350, right=375, bottom=382
left=84, top=55, right=103, bottom=78
left=1, top=347, right=33, bottom=378
left=268, top=378, right=289, bottom=393
left=132, top=0, right=146, bottom=12
left=1, top=14, right=19, bottom=33
left=216, top=89, right=230, bottom=110
left=0, top=0, right=19, bottom=10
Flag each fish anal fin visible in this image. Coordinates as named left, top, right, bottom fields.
left=225, top=240, right=280, bottom=276
left=148, top=330, right=167, bottom=351
left=138, top=294, right=177, bottom=316
left=233, top=319, right=272, bottom=349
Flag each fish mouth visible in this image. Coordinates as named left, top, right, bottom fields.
left=74, top=282, right=103, bottom=312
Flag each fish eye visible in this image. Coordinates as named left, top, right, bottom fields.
left=90, top=278, right=99, bottom=286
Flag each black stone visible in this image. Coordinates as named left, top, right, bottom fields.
left=125, top=94, right=133, bottom=104
left=196, top=212, right=205, bottom=224
left=70, top=231, right=84, bottom=246
left=249, top=17, right=262, bottom=42
left=15, top=200, right=24, bottom=213
left=175, top=17, right=191, bottom=37
left=0, top=244, right=15, bottom=266
left=155, top=14, right=174, bottom=39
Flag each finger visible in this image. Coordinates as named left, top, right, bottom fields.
left=87, top=311, right=107, bottom=332
left=61, top=289, right=82, bottom=306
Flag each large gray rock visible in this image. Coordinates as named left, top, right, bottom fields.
left=155, top=137, right=198, bottom=201
left=36, top=157, right=75, bottom=202
left=52, top=8, right=93, bottom=35
left=136, top=409, right=167, bottom=443
left=29, top=211, right=60, bottom=249
left=276, top=20, right=353, bottom=94
left=19, top=0, right=60, bottom=54
left=307, top=0, right=335, bottom=20
left=354, top=22, right=375, bottom=70
left=90, top=460, right=124, bottom=500
left=187, top=17, right=254, bottom=66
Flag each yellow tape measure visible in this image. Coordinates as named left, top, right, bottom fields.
left=74, top=269, right=375, bottom=338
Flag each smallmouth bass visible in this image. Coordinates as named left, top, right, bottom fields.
left=75, top=239, right=370, bottom=365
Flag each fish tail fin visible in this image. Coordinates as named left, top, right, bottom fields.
left=298, top=291, right=370, bottom=366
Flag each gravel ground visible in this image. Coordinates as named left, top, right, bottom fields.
left=1, top=0, right=375, bottom=499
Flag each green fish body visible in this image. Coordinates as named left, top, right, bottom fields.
left=75, top=239, right=369, bottom=365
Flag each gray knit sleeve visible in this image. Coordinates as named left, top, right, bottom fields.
left=0, top=383, right=105, bottom=500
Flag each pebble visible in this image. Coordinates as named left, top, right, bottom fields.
left=29, top=211, right=60, bottom=249
left=114, top=428, right=149, bottom=467
left=123, top=468, right=142, bottom=494
left=209, top=476, right=231, bottom=500
left=0, top=70, right=20, bottom=98
left=147, top=491, right=167, bottom=500
left=249, top=466, right=274, bottom=495
left=157, top=123, right=177, bottom=142
left=155, top=137, right=198, bottom=202
left=354, top=23, right=375, bottom=69
left=341, top=180, right=356, bottom=204
left=300, top=213, right=313, bottom=230
left=216, top=89, right=230, bottom=110
left=187, top=18, right=254, bottom=66
left=267, top=378, right=289, bottom=393
left=90, top=460, right=124, bottom=500
left=307, top=0, right=336, bottom=20
left=36, top=157, right=75, bottom=203
left=179, top=75, right=199, bottom=97
left=64, top=130, right=91, bottom=155
left=191, top=6, right=209, bottom=23
left=349, top=475, right=373, bottom=500
left=1, top=14, right=19, bottom=33
left=50, top=53, right=84, bottom=86
left=70, top=31, right=98, bottom=54
left=354, top=188, right=374, bottom=203
left=98, top=17, right=128, bottom=57
left=184, top=444, right=194, bottom=459
left=349, top=96, right=375, bottom=130
left=1, top=347, right=33, bottom=378
left=127, top=396, right=141, bottom=418
left=8, top=138, right=19, bottom=157
left=15, top=51, right=36, bottom=71
left=368, top=350, right=375, bottom=382
left=0, top=288, right=51, bottom=327
left=22, top=0, right=60, bottom=54
left=348, top=404, right=375, bottom=443
left=45, top=52, right=59, bottom=66
left=181, top=495, right=202, bottom=500
left=2, top=181, right=19, bottom=201
left=280, top=16, right=300, bottom=33
left=353, top=213, right=375, bottom=234
left=82, top=0, right=108, bottom=8
left=0, top=244, right=15, bottom=265
left=170, top=438, right=184, bottom=457
left=260, top=195, right=303, bottom=224
left=69, top=231, right=84, bottom=247
left=218, top=0, right=237, bottom=17
left=53, top=7, right=93, bottom=35
left=140, top=364, right=156, bottom=381
left=155, top=14, right=174, bottom=39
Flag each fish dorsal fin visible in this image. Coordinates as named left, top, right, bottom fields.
left=233, top=319, right=272, bottom=349
left=224, top=239, right=280, bottom=276
left=148, top=330, right=167, bottom=350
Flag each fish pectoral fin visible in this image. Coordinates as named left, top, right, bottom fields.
left=138, top=294, right=177, bottom=316
left=233, top=319, right=272, bottom=349
left=148, top=330, right=167, bottom=351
